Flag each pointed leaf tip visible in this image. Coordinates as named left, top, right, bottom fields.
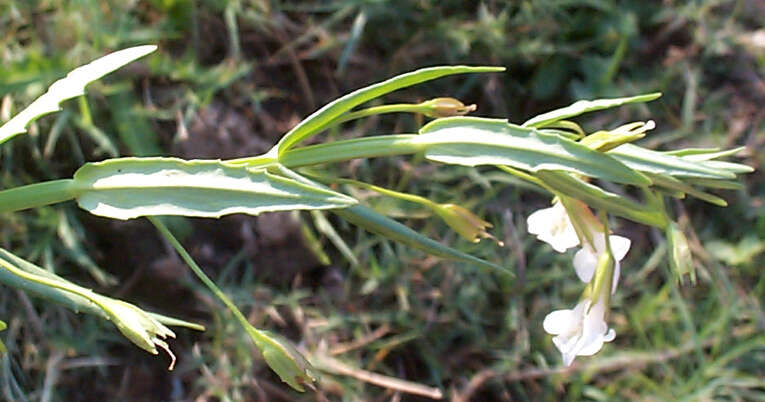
left=0, top=45, right=158, bottom=145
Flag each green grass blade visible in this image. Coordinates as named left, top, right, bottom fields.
left=0, top=45, right=157, bottom=146
left=72, top=157, right=357, bottom=220
left=275, top=65, right=504, bottom=155
left=522, top=93, right=661, bottom=128
left=417, top=117, right=650, bottom=186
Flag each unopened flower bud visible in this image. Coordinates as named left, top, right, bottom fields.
left=97, top=297, right=177, bottom=370
left=436, top=204, right=500, bottom=245
left=580, top=120, right=655, bottom=152
left=422, top=97, right=477, bottom=118
left=251, top=329, right=318, bottom=392
left=666, top=222, right=695, bottom=284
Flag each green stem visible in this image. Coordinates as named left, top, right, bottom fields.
left=0, top=179, right=77, bottom=214
left=305, top=172, right=440, bottom=209
left=0, top=254, right=110, bottom=313
left=496, top=165, right=551, bottom=192
left=0, top=133, right=424, bottom=215
left=148, top=217, right=269, bottom=344
left=277, top=134, right=423, bottom=167
left=324, top=103, right=428, bottom=129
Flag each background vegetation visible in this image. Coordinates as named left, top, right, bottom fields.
left=1, top=0, right=763, bottom=400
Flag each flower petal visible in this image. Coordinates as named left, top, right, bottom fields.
left=612, top=261, right=621, bottom=295
left=562, top=351, right=577, bottom=367
left=575, top=336, right=606, bottom=356
left=543, top=309, right=578, bottom=335
left=609, top=235, right=631, bottom=261
left=573, top=246, right=598, bottom=283
left=545, top=295, right=615, bottom=366
left=527, top=203, right=579, bottom=252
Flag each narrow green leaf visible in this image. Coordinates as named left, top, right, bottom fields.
left=697, top=160, right=754, bottom=175
left=684, top=178, right=745, bottom=190
left=664, top=146, right=745, bottom=160
left=417, top=117, right=650, bottom=186
left=522, top=93, right=661, bottom=128
left=608, top=144, right=737, bottom=180
left=535, top=170, right=668, bottom=228
left=269, top=165, right=503, bottom=273
left=72, top=157, right=357, bottom=220
left=275, top=65, right=504, bottom=155
left=646, top=173, right=728, bottom=206
left=334, top=205, right=509, bottom=275
left=0, top=45, right=157, bottom=145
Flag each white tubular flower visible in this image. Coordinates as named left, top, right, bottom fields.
left=574, top=234, right=631, bottom=294
left=543, top=298, right=616, bottom=367
left=526, top=201, right=579, bottom=253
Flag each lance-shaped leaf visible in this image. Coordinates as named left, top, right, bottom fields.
left=275, top=65, right=504, bottom=155
left=417, top=117, right=650, bottom=186
left=334, top=204, right=508, bottom=275
left=645, top=173, right=728, bottom=206
left=608, top=144, right=737, bottom=180
left=697, top=160, right=754, bottom=175
left=536, top=170, right=669, bottom=228
left=71, top=157, right=357, bottom=220
left=683, top=178, right=745, bottom=190
left=522, top=93, right=661, bottom=128
left=664, top=146, right=745, bottom=160
left=0, top=45, right=157, bottom=145
left=267, top=164, right=507, bottom=274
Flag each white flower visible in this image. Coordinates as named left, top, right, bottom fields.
left=573, top=233, right=631, bottom=294
left=526, top=202, right=579, bottom=253
left=543, top=298, right=616, bottom=367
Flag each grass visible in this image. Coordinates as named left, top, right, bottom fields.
left=1, top=0, right=764, bottom=400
